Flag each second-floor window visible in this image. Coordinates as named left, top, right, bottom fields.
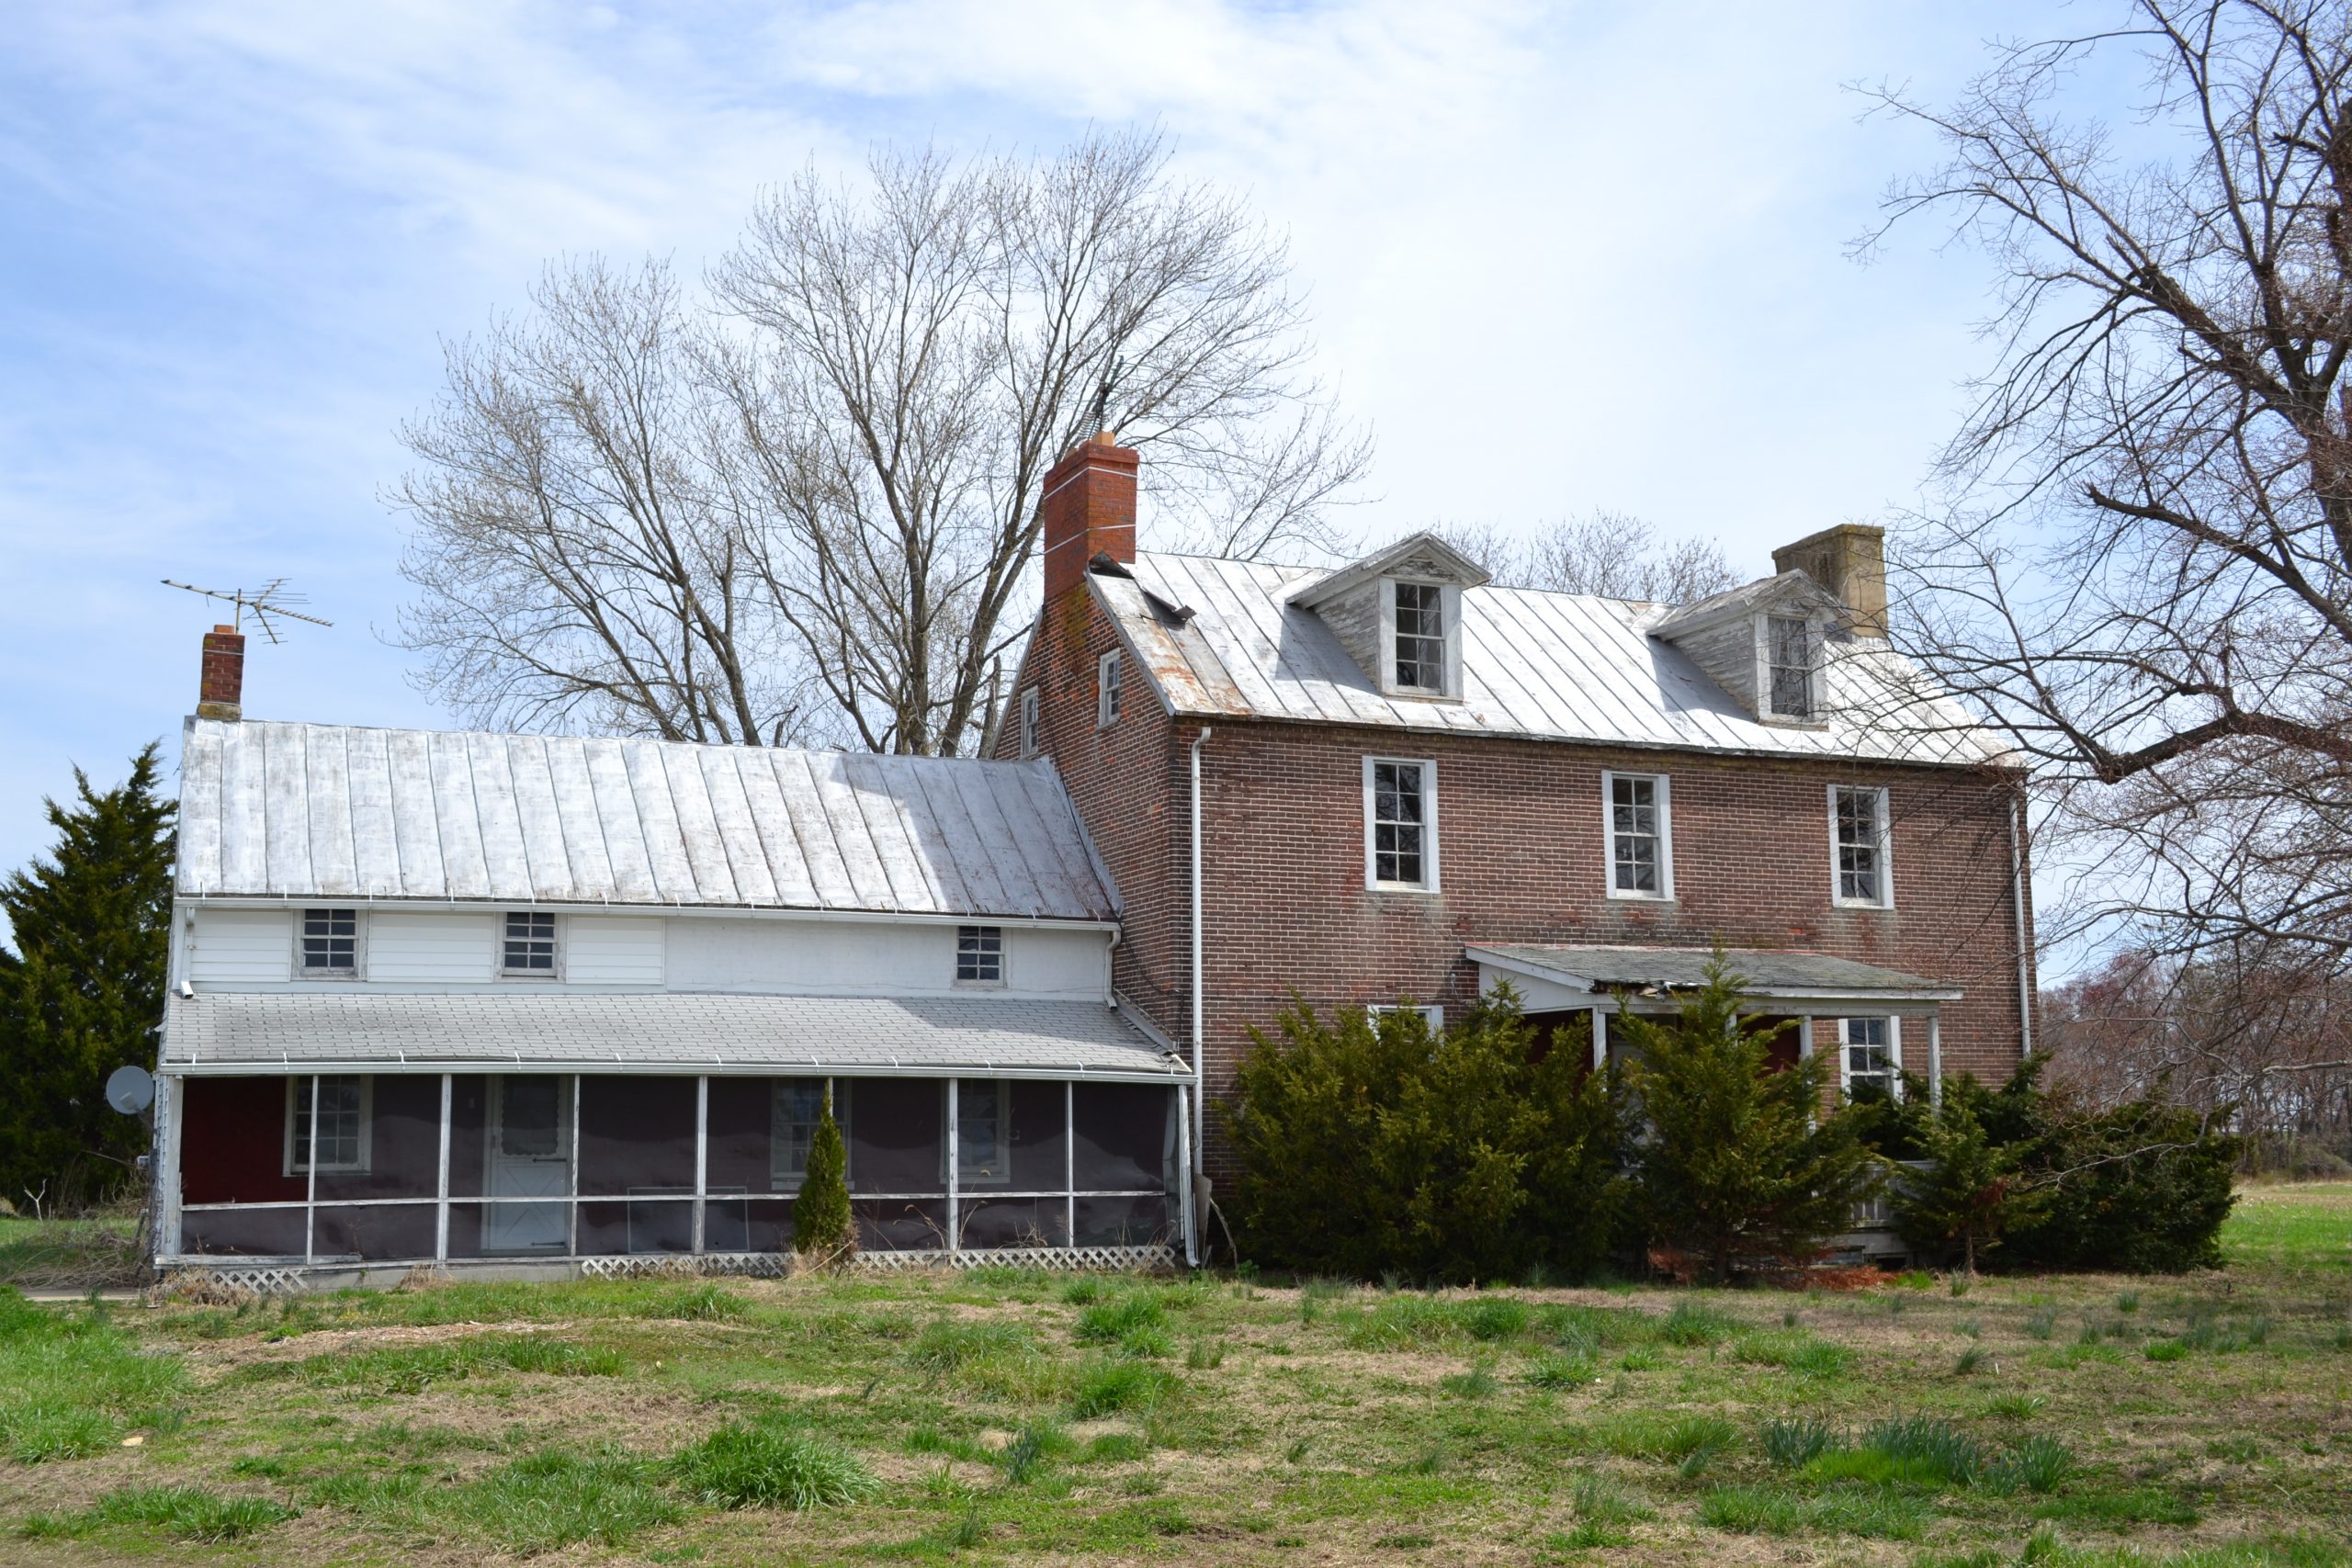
left=1767, top=615, right=1815, bottom=718
left=1018, top=688, right=1041, bottom=758
left=503, top=910, right=558, bottom=975
left=1391, top=580, right=1446, bottom=694
left=1604, top=773, right=1672, bottom=898
left=301, top=908, right=357, bottom=976
left=1365, top=758, right=1437, bottom=890
left=1097, top=649, right=1123, bottom=728
left=956, top=924, right=1003, bottom=984
left=1832, top=785, right=1892, bottom=907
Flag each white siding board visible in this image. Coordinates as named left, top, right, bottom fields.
left=367, top=910, right=496, bottom=983
left=564, top=916, right=665, bottom=986
left=188, top=908, right=289, bottom=984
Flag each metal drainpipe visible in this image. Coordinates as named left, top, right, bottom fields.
left=2008, top=782, right=2035, bottom=1059
left=1188, top=726, right=1213, bottom=1268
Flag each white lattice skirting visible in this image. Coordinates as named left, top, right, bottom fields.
left=161, top=1266, right=312, bottom=1298
left=166, top=1244, right=1178, bottom=1292
left=854, top=1244, right=1177, bottom=1273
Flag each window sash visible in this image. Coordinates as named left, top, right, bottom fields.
left=1018, top=688, right=1040, bottom=757
left=1392, top=581, right=1446, bottom=692
left=301, top=908, right=357, bottom=974
left=288, top=1075, right=368, bottom=1173
left=952, top=1078, right=1012, bottom=1184
left=771, top=1077, right=828, bottom=1188
left=1606, top=773, right=1669, bottom=897
left=1097, top=651, right=1122, bottom=727
left=503, top=910, right=557, bottom=973
left=1833, top=786, right=1889, bottom=905
left=956, top=925, right=1004, bottom=983
left=1840, top=1017, right=1900, bottom=1100
left=1768, top=615, right=1814, bottom=718
left=1369, top=760, right=1430, bottom=887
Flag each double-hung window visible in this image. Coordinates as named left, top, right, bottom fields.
left=300, top=908, right=357, bottom=976
left=1767, top=615, right=1815, bottom=719
left=1602, top=772, right=1672, bottom=899
left=1831, top=785, right=1893, bottom=907
left=771, top=1077, right=829, bottom=1188
left=287, top=1075, right=369, bottom=1174
left=1390, top=581, right=1447, bottom=694
left=1018, top=688, right=1041, bottom=758
left=503, top=910, right=558, bottom=975
left=1839, top=1017, right=1900, bottom=1100
left=952, top=1078, right=1012, bottom=1184
left=956, top=925, right=1003, bottom=984
left=1097, top=649, right=1123, bottom=728
left=1369, top=1002, right=1444, bottom=1032
left=1364, top=758, right=1438, bottom=891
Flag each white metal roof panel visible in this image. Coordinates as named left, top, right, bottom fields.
left=177, top=720, right=1120, bottom=921
left=159, top=991, right=1182, bottom=1079
left=1115, top=553, right=2008, bottom=767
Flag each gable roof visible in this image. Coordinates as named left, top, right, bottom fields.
left=1091, top=553, right=2008, bottom=768
left=175, top=719, right=1120, bottom=920
left=1648, top=569, right=1840, bottom=638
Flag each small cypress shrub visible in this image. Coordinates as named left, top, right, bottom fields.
left=793, top=1088, right=853, bottom=1266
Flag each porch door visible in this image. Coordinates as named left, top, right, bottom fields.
left=484, top=1076, right=571, bottom=1254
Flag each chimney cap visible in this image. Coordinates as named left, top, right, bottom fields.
left=212, top=623, right=235, bottom=635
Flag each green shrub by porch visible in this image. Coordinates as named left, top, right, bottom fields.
left=1221, top=986, right=1626, bottom=1283
left=793, top=1089, right=852, bottom=1262
left=1618, top=950, right=1880, bottom=1281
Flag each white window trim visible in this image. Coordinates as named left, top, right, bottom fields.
left=1600, top=770, right=1675, bottom=901
left=1837, top=1016, right=1904, bottom=1101
left=949, top=1077, right=1014, bottom=1187
left=499, top=909, right=564, bottom=978
left=284, top=1074, right=372, bottom=1176
left=1362, top=755, right=1441, bottom=893
left=1828, top=784, right=1894, bottom=909
left=954, top=924, right=1007, bottom=987
left=1018, top=687, right=1041, bottom=758
left=295, top=907, right=364, bottom=980
left=1369, top=1002, right=1445, bottom=1031
left=1378, top=578, right=1461, bottom=700
left=1096, top=649, right=1122, bottom=728
left=1755, top=611, right=1826, bottom=724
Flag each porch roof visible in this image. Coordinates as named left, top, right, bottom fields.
left=160, top=991, right=1188, bottom=1081
left=1467, top=943, right=1962, bottom=1004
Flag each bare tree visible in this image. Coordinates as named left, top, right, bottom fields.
left=395, top=130, right=1368, bottom=754
left=1434, top=512, right=1737, bottom=602
left=1861, top=0, right=2352, bottom=973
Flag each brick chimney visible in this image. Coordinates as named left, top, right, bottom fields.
left=1772, top=525, right=1886, bottom=638
left=198, top=625, right=244, bottom=720
left=1038, top=432, right=1138, bottom=601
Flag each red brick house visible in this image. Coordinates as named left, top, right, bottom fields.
left=994, top=434, right=2036, bottom=1217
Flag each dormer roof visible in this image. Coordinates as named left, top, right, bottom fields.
left=1649, top=569, right=1840, bottom=639
left=1287, top=531, right=1492, bottom=611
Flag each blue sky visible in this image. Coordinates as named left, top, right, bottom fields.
left=1, top=0, right=2122, bottom=892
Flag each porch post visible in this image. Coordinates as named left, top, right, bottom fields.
left=156, top=1076, right=184, bottom=1260
left=304, top=1074, right=320, bottom=1266
left=1176, top=1083, right=1198, bottom=1268
left=693, top=1076, right=708, bottom=1255
left=944, top=1078, right=960, bottom=1258
left=1589, top=1005, right=1606, bottom=1074
left=435, top=1074, right=451, bottom=1263
left=1063, top=1080, right=1075, bottom=1250
left=1927, top=1013, right=1944, bottom=1107
left=567, top=1074, right=582, bottom=1258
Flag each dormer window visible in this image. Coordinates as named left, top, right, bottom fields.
left=1391, top=581, right=1447, bottom=694
left=1767, top=615, right=1815, bottom=719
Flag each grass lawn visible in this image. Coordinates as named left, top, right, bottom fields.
left=0, top=1189, right=2346, bottom=1565
left=0, top=1213, right=141, bottom=1291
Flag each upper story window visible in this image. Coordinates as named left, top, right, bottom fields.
left=1364, top=757, right=1438, bottom=891
left=1831, top=785, right=1893, bottom=908
left=1097, top=649, right=1123, bottom=728
left=1767, top=615, right=1816, bottom=719
left=1018, top=688, right=1041, bottom=758
left=1839, top=1017, right=1900, bottom=1100
left=1390, top=580, right=1447, bottom=694
left=287, top=1074, right=370, bottom=1174
left=503, top=910, right=558, bottom=975
left=300, top=908, right=358, bottom=976
left=772, top=1077, right=829, bottom=1188
left=952, top=1078, right=1012, bottom=1185
left=1603, top=772, right=1673, bottom=899
left=956, top=924, right=1003, bottom=984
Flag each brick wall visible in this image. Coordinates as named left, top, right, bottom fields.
left=1004, top=580, right=2035, bottom=1184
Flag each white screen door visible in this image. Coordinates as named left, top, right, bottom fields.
left=484, top=1075, right=571, bottom=1253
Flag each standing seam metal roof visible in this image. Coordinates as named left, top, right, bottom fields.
left=175, top=719, right=1121, bottom=919
left=1101, top=553, right=2008, bottom=767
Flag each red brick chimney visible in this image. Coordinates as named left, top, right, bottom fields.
left=198, top=625, right=244, bottom=721
left=1038, top=432, right=1138, bottom=601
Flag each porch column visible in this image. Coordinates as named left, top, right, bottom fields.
left=1063, top=1081, right=1076, bottom=1250
left=304, top=1074, right=320, bottom=1266
left=945, top=1078, right=960, bottom=1258
left=155, top=1074, right=185, bottom=1260
left=1176, top=1083, right=1198, bottom=1268
left=1589, top=1006, right=1607, bottom=1073
left=567, top=1075, right=582, bottom=1258
left=1927, top=1013, right=1943, bottom=1106
left=1796, top=1017, right=1815, bottom=1060
left=435, top=1074, right=452, bottom=1263
left=692, top=1076, right=708, bottom=1255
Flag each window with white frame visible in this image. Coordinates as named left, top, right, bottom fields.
left=1390, top=580, right=1447, bottom=694
left=1767, top=615, right=1815, bottom=719
left=1364, top=758, right=1437, bottom=890
left=771, top=1077, right=830, bottom=1188
left=1603, top=772, right=1672, bottom=898
left=286, top=1075, right=370, bottom=1173
left=502, top=910, right=558, bottom=974
left=300, top=908, right=358, bottom=976
left=956, top=924, right=1003, bottom=984
left=1831, top=785, right=1892, bottom=907
left=1369, top=1002, right=1444, bottom=1032
left=1097, top=649, right=1123, bottom=728
left=1839, top=1017, right=1900, bottom=1100
left=952, top=1079, right=1012, bottom=1184
left=1018, top=687, right=1041, bottom=758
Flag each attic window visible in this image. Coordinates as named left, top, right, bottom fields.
left=1391, top=581, right=1446, bottom=694
left=1767, top=615, right=1815, bottom=718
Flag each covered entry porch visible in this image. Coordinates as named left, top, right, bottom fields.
left=154, top=992, right=1195, bottom=1281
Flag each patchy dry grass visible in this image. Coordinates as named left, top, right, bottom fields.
left=0, top=1186, right=2345, bottom=1563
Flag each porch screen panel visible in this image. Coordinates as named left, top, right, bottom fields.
left=854, top=1197, right=946, bottom=1252
left=312, top=1074, right=440, bottom=1200
left=962, top=1197, right=1068, bottom=1249
left=1070, top=1083, right=1172, bottom=1190
left=1001, top=1079, right=1067, bottom=1191
left=844, top=1078, right=943, bottom=1196
left=577, top=1075, right=695, bottom=1255
left=179, top=1077, right=303, bottom=1205
left=181, top=1206, right=307, bottom=1258
left=312, top=1202, right=436, bottom=1261
left=1073, top=1194, right=1173, bottom=1248
left=702, top=1076, right=811, bottom=1253
left=445, top=1076, right=491, bottom=1197
left=447, top=1074, right=573, bottom=1258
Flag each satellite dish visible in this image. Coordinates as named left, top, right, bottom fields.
left=106, top=1065, right=155, bottom=1115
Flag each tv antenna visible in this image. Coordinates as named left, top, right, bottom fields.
left=160, top=578, right=332, bottom=645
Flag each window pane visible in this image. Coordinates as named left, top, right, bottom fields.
left=291, top=1075, right=367, bottom=1173
left=1769, top=615, right=1813, bottom=717
left=1372, top=760, right=1428, bottom=886
left=1609, top=776, right=1662, bottom=894
left=301, top=908, right=356, bottom=972
left=1393, top=581, right=1445, bottom=690
left=503, top=910, right=556, bottom=972
left=1835, top=789, right=1883, bottom=902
